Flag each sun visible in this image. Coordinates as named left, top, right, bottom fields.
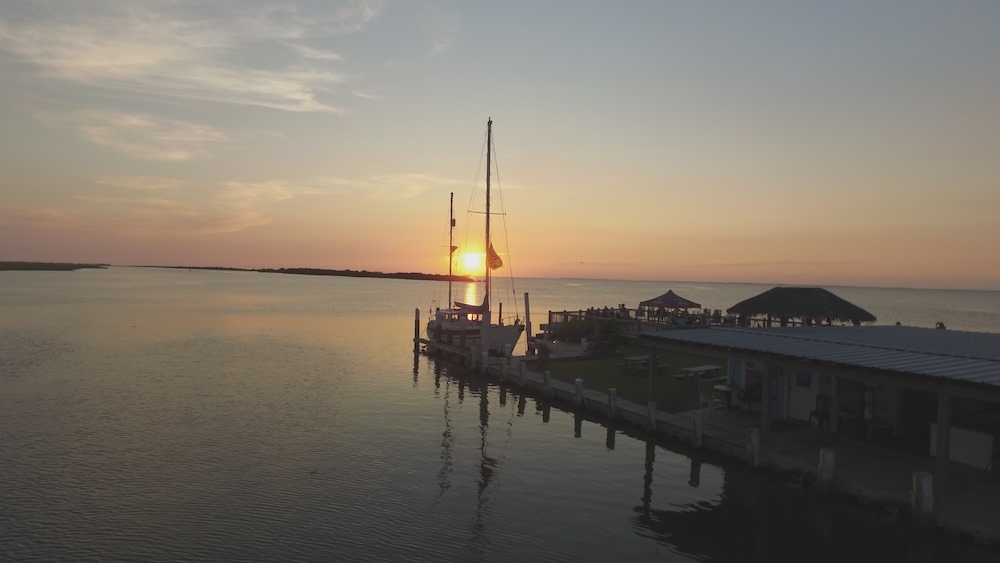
left=457, top=252, right=485, bottom=277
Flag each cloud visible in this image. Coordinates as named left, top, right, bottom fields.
left=33, top=109, right=231, bottom=160
left=0, top=0, right=388, bottom=112
left=98, top=176, right=187, bottom=191
left=75, top=194, right=274, bottom=235
left=320, top=172, right=465, bottom=200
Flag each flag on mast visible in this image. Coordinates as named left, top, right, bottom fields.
left=487, top=243, right=503, bottom=270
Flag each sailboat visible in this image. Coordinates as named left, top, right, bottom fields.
left=426, top=119, right=524, bottom=357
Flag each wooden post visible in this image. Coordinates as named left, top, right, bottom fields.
left=692, top=411, right=703, bottom=448
left=647, top=401, right=657, bottom=431
left=543, top=371, right=551, bottom=397
left=933, top=391, right=952, bottom=524
left=518, top=362, right=526, bottom=386
left=647, top=346, right=656, bottom=403
left=524, top=292, right=532, bottom=350
left=912, top=471, right=935, bottom=530
left=817, top=448, right=835, bottom=493
left=759, top=367, right=772, bottom=465
left=413, top=308, right=420, bottom=352
left=608, top=388, right=617, bottom=418
left=574, top=378, right=584, bottom=407
left=746, top=427, right=761, bottom=467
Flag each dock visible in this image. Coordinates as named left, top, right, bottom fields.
left=415, top=337, right=1000, bottom=546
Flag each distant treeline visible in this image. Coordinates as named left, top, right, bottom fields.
left=0, top=262, right=109, bottom=271
left=259, top=267, right=475, bottom=282
left=4, top=262, right=473, bottom=282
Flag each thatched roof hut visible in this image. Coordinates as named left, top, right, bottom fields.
left=727, top=287, right=876, bottom=326
left=639, top=289, right=701, bottom=310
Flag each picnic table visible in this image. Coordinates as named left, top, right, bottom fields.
left=616, top=354, right=668, bottom=375
left=673, top=364, right=723, bottom=379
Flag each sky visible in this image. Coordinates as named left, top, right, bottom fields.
left=1, top=1, right=998, bottom=290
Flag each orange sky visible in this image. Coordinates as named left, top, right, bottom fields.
left=2, top=2, right=999, bottom=290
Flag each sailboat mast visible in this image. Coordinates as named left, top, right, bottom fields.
left=448, top=191, right=454, bottom=307
left=485, top=118, right=492, bottom=311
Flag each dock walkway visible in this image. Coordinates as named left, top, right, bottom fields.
left=429, top=346, right=1000, bottom=546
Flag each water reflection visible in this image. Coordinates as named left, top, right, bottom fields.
left=436, top=361, right=454, bottom=498
left=688, top=452, right=702, bottom=488
left=470, top=381, right=495, bottom=561
left=641, top=439, right=655, bottom=518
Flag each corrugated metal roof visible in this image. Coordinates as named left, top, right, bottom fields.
left=639, top=325, right=1000, bottom=387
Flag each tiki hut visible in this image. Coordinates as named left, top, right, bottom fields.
left=726, top=287, right=876, bottom=327
left=639, top=289, right=701, bottom=310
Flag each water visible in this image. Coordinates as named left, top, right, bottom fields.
left=2, top=267, right=998, bottom=562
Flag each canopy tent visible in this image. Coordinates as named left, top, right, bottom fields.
left=726, top=287, right=876, bottom=325
left=639, top=290, right=702, bottom=310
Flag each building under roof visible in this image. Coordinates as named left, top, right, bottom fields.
left=636, top=324, right=1000, bottom=522
left=639, top=325, right=1000, bottom=387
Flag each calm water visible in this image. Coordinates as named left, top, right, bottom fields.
left=2, top=267, right=998, bottom=562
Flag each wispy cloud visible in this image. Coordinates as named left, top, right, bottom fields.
left=0, top=0, right=388, bottom=112
left=323, top=172, right=465, bottom=200
left=34, top=109, right=231, bottom=160
left=75, top=194, right=274, bottom=235
left=98, top=175, right=187, bottom=191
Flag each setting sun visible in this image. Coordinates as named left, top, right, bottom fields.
left=457, top=252, right=485, bottom=277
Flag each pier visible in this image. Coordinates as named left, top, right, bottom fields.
left=415, top=320, right=1000, bottom=546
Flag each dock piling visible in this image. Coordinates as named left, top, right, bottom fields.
left=574, top=378, right=584, bottom=407
left=608, top=388, right=617, bottom=418
left=413, top=308, right=420, bottom=352
left=912, top=471, right=935, bottom=529
left=817, top=448, right=835, bottom=493
left=746, top=427, right=762, bottom=467
left=692, top=411, right=703, bottom=448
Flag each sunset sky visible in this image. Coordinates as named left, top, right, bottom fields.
left=2, top=1, right=998, bottom=290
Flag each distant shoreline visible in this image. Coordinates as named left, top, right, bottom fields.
left=257, top=267, right=475, bottom=283
left=159, top=265, right=475, bottom=282
left=0, top=262, right=475, bottom=282
left=0, top=262, right=109, bottom=271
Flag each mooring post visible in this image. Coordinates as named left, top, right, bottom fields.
left=817, top=448, right=836, bottom=493
left=746, top=427, right=761, bottom=467
left=647, top=401, right=657, bottom=431
left=413, top=308, right=420, bottom=353
left=912, top=471, right=935, bottom=530
left=524, top=292, right=532, bottom=352
left=574, top=378, right=584, bottom=407
left=608, top=388, right=617, bottom=418
left=692, top=411, right=703, bottom=448
left=518, top=362, right=526, bottom=386
left=543, top=371, right=551, bottom=397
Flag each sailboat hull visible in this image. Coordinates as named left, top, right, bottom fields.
left=426, top=314, right=524, bottom=356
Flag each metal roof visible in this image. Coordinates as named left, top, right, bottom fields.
left=639, top=325, right=1000, bottom=387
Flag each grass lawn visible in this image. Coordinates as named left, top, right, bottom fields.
left=529, top=344, right=728, bottom=413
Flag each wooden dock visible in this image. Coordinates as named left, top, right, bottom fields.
left=415, top=338, right=1000, bottom=546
